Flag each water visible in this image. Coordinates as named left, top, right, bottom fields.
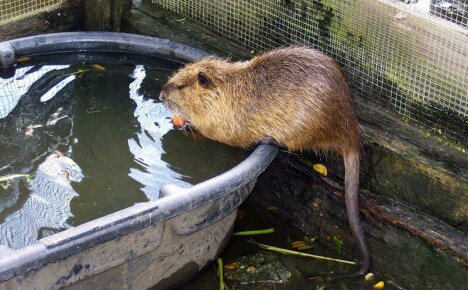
left=0, top=53, right=248, bottom=249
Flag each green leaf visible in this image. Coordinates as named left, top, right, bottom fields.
left=333, top=236, right=344, bottom=255
left=286, top=234, right=292, bottom=244
left=305, top=236, right=316, bottom=244
left=0, top=182, right=9, bottom=190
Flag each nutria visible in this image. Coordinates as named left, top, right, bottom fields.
left=158, top=46, right=369, bottom=277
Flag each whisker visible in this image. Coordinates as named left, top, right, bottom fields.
left=181, top=124, right=188, bottom=137
left=186, top=124, right=196, bottom=140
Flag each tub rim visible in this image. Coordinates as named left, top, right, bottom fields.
left=0, top=32, right=278, bottom=281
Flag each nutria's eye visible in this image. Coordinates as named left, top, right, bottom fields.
left=197, top=72, right=209, bottom=87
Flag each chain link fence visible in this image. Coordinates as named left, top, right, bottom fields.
left=0, top=0, right=65, bottom=24
left=151, top=0, right=468, bottom=148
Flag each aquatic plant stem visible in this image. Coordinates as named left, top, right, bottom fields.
left=0, top=174, right=30, bottom=183
left=217, top=258, right=225, bottom=290
left=249, top=241, right=357, bottom=265
left=232, top=228, right=275, bottom=236
left=61, top=69, right=91, bottom=77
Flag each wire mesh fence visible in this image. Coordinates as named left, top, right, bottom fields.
left=0, top=0, right=65, bottom=24
left=151, top=0, right=468, bottom=148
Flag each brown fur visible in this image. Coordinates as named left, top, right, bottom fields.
left=159, top=46, right=369, bottom=276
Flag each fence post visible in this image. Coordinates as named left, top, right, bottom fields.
left=83, top=0, right=132, bottom=31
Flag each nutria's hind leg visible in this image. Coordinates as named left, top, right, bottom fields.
left=252, top=136, right=287, bottom=149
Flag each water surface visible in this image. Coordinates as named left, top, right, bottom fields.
left=0, top=53, right=248, bottom=248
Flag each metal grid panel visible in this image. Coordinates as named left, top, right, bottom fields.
left=0, top=0, right=65, bottom=24
left=151, top=0, right=468, bottom=147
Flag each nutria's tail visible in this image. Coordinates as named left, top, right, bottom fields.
left=344, top=149, right=370, bottom=276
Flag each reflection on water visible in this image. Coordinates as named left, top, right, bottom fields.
left=128, top=65, right=189, bottom=200
left=0, top=54, right=248, bottom=249
left=0, top=65, right=70, bottom=118
left=0, top=152, right=83, bottom=248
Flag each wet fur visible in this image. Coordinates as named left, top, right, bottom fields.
left=160, top=46, right=369, bottom=275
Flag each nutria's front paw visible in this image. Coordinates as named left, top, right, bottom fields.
left=252, top=136, right=285, bottom=149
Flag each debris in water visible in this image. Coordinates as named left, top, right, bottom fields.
left=75, top=68, right=90, bottom=74
left=291, top=240, right=307, bottom=247
left=266, top=206, right=278, bottom=212
left=365, top=272, right=375, bottom=281
left=224, top=261, right=237, bottom=270
left=312, top=199, right=323, bottom=208
left=0, top=173, right=31, bottom=190
left=16, top=56, right=31, bottom=63
left=86, top=109, right=101, bottom=114
left=233, top=228, right=275, bottom=236
left=61, top=69, right=90, bottom=78
left=92, top=64, right=107, bottom=71
left=247, top=266, right=256, bottom=273
left=0, top=174, right=31, bottom=183
left=25, top=124, right=43, bottom=136
left=373, top=281, right=385, bottom=289
left=46, top=115, right=68, bottom=126
left=313, top=163, right=328, bottom=176
left=291, top=239, right=314, bottom=250
left=61, top=170, right=70, bottom=180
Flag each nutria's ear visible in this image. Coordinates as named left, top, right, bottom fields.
left=197, top=72, right=209, bottom=87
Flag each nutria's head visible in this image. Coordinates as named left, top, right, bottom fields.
left=159, top=57, right=246, bottom=125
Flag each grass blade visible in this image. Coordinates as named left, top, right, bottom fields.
left=217, top=258, right=225, bottom=290
left=232, top=228, right=275, bottom=236
left=248, top=240, right=356, bottom=265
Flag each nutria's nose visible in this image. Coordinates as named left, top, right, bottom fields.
left=159, top=83, right=172, bottom=101
left=159, top=90, right=166, bottom=102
